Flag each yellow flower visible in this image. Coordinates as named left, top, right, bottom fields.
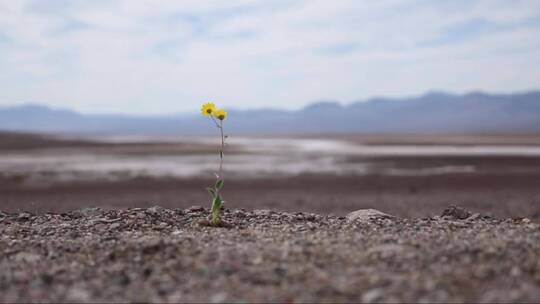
left=213, top=109, right=227, bottom=121
left=201, top=102, right=216, bottom=116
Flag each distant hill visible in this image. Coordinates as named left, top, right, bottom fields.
left=1, top=91, right=539, bottom=134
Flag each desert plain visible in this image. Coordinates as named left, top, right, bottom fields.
left=1, top=132, right=540, bottom=302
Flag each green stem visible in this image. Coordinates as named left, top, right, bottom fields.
left=208, top=115, right=226, bottom=226
left=211, top=202, right=221, bottom=225
left=209, top=116, right=225, bottom=179
left=218, top=120, right=224, bottom=180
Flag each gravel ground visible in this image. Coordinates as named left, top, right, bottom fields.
left=1, top=206, right=540, bottom=303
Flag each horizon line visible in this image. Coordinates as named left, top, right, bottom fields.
left=1, top=89, right=539, bottom=118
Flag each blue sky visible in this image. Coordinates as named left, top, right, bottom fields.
left=1, top=0, right=540, bottom=115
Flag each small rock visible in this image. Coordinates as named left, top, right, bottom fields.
left=143, top=267, right=153, bottom=278
left=156, top=222, right=169, bottom=230
left=36, top=273, right=54, bottom=286
left=210, top=292, right=228, bottom=303
left=305, top=214, right=317, bottom=222
left=346, top=209, right=394, bottom=222
left=187, top=206, right=205, bottom=213
left=66, top=287, right=91, bottom=302
left=12, top=252, right=41, bottom=263
left=362, top=288, right=384, bottom=303
left=466, top=213, right=482, bottom=221
left=233, top=210, right=246, bottom=218
left=441, top=205, right=472, bottom=220
left=511, top=266, right=522, bottom=277
left=174, top=209, right=185, bottom=216
left=78, top=207, right=104, bottom=217
left=449, top=221, right=470, bottom=229
left=526, top=224, right=539, bottom=230
left=146, top=206, right=163, bottom=216
left=111, top=273, right=131, bottom=286
left=17, top=212, right=32, bottom=222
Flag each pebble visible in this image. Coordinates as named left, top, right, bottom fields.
left=187, top=206, right=205, bottom=213
left=441, top=205, right=472, bottom=220
left=362, top=288, right=384, bottom=303
left=210, top=292, right=228, bottom=303
left=146, top=206, right=163, bottom=216
left=12, top=252, right=41, bottom=263
left=346, top=209, right=394, bottom=222
left=66, top=287, right=91, bottom=302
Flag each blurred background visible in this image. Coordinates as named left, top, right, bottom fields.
left=1, top=0, right=540, bottom=218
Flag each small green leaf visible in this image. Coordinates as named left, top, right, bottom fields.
left=215, top=179, right=224, bottom=190
left=206, top=187, right=216, bottom=197
left=211, top=195, right=222, bottom=211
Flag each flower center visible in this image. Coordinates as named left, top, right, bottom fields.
left=207, top=109, right=212, bottom=113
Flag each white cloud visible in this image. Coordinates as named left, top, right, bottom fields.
left=0, top=0, right=539, bottom=114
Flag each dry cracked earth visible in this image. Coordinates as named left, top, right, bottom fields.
left=1, top=206, right=540, bottom=303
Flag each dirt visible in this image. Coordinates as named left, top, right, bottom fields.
left=1, top=206, right=539, bottom=303
left=1, top=132, right=540, bottom=220
left=2, top=172, right=540, bottom=220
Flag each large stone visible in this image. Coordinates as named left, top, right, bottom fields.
left=441, top=205, right=472, bottom=220
left=145, top=206, right=164, bottom=216
left=77, top=207, right=105, bottom=217
left=346, top=209, right=394, bottom=222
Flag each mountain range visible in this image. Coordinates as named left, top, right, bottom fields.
left=1, top=91, right=539, bottom=134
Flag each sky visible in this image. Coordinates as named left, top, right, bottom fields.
left=1, top=0, right=540, bottom=115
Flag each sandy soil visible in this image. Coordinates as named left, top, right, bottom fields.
left=1, top=206, right=539, bottom=303
left=1, top=172, right=540, bottom=220
left=1, top=132, right=540, bottom=219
